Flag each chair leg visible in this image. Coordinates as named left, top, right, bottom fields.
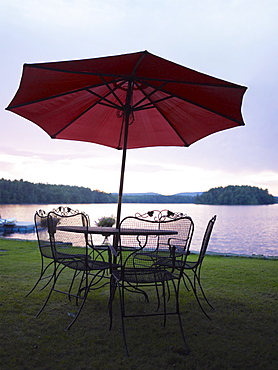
left=174, top=282, right=190, bottom=354
left=67, top=269, right=107, bottom=330
left=74, top=271, right=87, bottom=306
left=183, top=272, right=212, bottom=320
left=111, top=278, right=190, bottom=357
left=181, top=274, right=190, bottom=292
left=66, top=285, right=90, bottom=331
left=109, top=276, right=117, bottom=331
left=162, top=282, right=167, bottom=327
left=110, top=278, right=130, bottom=356
left=67, top=269, right=81, bottom=302
left=177, top=310, right=190, bottom=354
left=118, top=283, right=129, bottom=357
left=155, top=282, right=161, bottom=312
left=25, top=260, right=55, bottom=297
left=194, top=270, right=215, bottom=311
left=123, top=284, right=150, bottom=302
left=35, top=264, right=66, bottom=317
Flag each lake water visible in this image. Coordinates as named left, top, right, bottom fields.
left=1, top=203, right=278, bottom=257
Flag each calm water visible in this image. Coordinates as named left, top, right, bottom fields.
left=1, top=203, right=278, bottom=257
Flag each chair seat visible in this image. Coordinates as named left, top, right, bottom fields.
left=113, top=267, right=175, bottom=284
left=55, top=251, right=89, bottom=259
left=62, top=258, right=112, bottom=271
left=135, top=249, right=171, bottom=261
left=184, top=261, right=198, bottom=269
left=155, top=258, right=200, bottom=272
left=155, top=258, right=183, bottom=268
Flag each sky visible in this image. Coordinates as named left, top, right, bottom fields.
left=1, top=0, right=278, bottom=196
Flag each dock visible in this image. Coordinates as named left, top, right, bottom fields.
left=0, top=222, right=35, bottom=233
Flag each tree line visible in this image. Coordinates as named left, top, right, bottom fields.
left=0, top=179, right=116, bottom=204
left=0, top=179, right=196, bottom=204
left=0, top=179, right=276, bottom=205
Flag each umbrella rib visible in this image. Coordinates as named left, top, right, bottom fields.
left=51, top=100, right=103, bottom=138
left=131, top=81, right=170, bottom=110
left=51, top=80, right=128, bottom=138
left=138, top=79, right=245, bottom=126
left=25, top=64, right=245, bottom=89
left=131, top=51, right=148, bottom=76
left=6, top=89, right=83, bottom=110
left=99, top=76, right=127, bottom=108
left=51, top=90, right=124, bottom=137
left=136, top=86, right=190, bottom=146
left=5, top=83, right=109, bottom=109
left=153, top=110, right=190, bottom=147
left=7, top=80, right=125, bottom=111
left=85, top=89, right=123, bottom=110
left=133, top=96, right=172, bottom=111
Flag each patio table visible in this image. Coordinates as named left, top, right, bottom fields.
left=56, top=225, right=178, bottom=256
left=57, top=225, right=178, bottom=237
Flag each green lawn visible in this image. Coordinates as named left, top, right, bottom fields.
left=0, top=238, right=277, bottom=369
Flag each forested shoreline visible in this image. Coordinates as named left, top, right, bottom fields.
left=0, top=179, right=195, bottom=204
left=0, top=179, right=116, bottom=204
left=0, top=179, right=276, bottom=205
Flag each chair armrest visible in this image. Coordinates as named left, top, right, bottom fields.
left=109, top=244, right=118, bottom=257
left=168, top=237, right=190, bottom=256
left=175, top=245, right=184, bottom=253
left=174, top=245, right=190, bottom=256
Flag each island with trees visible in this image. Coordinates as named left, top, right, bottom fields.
left=194, top=185, right=275, bottom=205
left=0, top=179, right=276, bottom=205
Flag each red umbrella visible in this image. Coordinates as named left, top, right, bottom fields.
left=6, top=50, right=247, bottom=227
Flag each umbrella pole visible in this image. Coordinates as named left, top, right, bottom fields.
left=115, top=80, right=134, bottom=231
left=113, top=112, right=129, bottom=255
left=116, top=114, right=129, bottom=229
left=116, top=134, right=128, bottom=230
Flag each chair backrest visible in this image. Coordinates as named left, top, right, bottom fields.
left=119, top=215, right=159, bottom=251
left=133, top=210, right=194, bottom=252
left=34, top=209, right=53, bottom=258
left=159, top=215, right=194, bottom=254
left=119, top=210, right=194, bottom=267
left=47, top=206, right=91, bottom=259
left=197, top=215, right=217, bottom=264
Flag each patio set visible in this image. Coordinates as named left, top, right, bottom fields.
left=6, top=50, right=245, bottom=356
left=27, top=206, right=216, bottom=356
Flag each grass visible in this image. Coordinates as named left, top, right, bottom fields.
left=0, top=238, right=277, bottom=369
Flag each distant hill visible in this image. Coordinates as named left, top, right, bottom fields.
left=174, top=192, right=203, bottom=197
left=119, top=192, right=203, bottom=197
left=121, top=193, right=195, bottom=204
left=120, top=192, right=160, bottom=196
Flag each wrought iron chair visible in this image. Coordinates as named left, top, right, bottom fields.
left=36, top=206, right=113, bottom=330
left=25, top=209, right=55, bottom=297
left=156, top=215, right=217, bottom=319
left=109, top=213, right=190, bottom=357
left=130, top=210, right=194, bottom=303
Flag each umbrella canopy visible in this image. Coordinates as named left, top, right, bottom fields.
left=6, top=50, right=247, bottom=227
